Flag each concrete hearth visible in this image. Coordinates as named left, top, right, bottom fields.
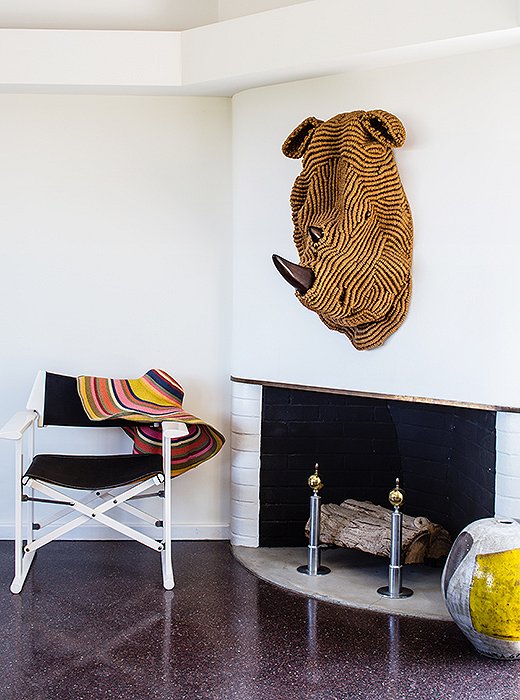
left=233, top=545, right=450, bottom=621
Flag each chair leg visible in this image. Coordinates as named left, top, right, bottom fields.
left=161, top=441, right=174, bottom=590
left=26, top=423, right=35, bottom=547
left=11, top=441, right=36, bottom=594
left=161, top=549, right=174, bottom=590
left=11, top=488, right=25, bottom=593
left=11, top=551, right=36, bottom=594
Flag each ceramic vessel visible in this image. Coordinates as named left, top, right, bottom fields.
left=441, top=517, right=520, bottom=659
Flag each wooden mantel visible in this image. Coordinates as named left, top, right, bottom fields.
left=230, top=376, right=520, bottom=414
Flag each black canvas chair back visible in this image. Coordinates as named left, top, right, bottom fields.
left=42, top=372, right=133, bottom=428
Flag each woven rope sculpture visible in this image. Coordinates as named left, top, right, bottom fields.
left=276, top=110, right=413, bottom=350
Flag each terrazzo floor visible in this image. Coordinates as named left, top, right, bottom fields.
left=0, top=540, right=518, bottom=700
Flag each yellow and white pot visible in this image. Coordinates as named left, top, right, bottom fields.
left=441, top=517, right=520, bottom=659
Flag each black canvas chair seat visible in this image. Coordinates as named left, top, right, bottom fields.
left=24, top=453, right=163, bottom=490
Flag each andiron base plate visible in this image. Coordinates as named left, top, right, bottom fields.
left=297, top=565, right=331, bottom=576
left=377, top=586, right=414, bottom=598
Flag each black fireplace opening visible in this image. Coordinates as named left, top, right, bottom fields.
left=259, top=387, right=496, bottom=548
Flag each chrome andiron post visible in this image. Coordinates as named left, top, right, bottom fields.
left=377, top=478, right=413, bottom=599
left=297, top=463, right=331, bottom=576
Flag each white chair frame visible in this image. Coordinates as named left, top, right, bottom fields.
left=0, top=372, right=187, bottom=594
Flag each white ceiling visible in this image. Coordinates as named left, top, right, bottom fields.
left=0, top=0, right=312, bottom=31
left=1, top=0, right=518, bottom=96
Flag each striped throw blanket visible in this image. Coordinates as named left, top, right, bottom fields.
left=77, top=369, right=225, bottom=478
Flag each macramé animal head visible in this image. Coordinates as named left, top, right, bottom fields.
left=273, top=110, right=413, bottom=350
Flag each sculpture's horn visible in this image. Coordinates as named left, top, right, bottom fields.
left=272, top=254, right=314, bottom=294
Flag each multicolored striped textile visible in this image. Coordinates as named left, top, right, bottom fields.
left=77, top=369, right=225, bottom=478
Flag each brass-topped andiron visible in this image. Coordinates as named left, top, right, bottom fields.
left=297, top=464, right=331, bottom=576
left=377, top=478, right=413, bottom=599
left=388, top=478, right=404, bottom=508
left=308, top=463, right=323, bottom=493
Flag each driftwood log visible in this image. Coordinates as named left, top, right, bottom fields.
left=306, top=499, right=452, bottom=564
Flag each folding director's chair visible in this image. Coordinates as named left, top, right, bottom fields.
left=0, top=371, right=187, bottom=593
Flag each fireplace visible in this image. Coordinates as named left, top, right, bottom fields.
left=230, top=379, right=520, bottom=548
left=260, top=386, right=495, bottom=547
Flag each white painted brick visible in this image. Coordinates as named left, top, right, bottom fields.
left=496, top=412, right=520, bottom=434
left=231, top=381, right=262, bottom=401
left=231, top=483, right=258, bottom=504
left=495, top=421, right=520, bottom=515
left=230, top=381, right=261, bottom=547
left=231, top=465, right=259, bottom=487
left=496, top=452, right=520, bottom=477
left=230, top=531, right=259, bottom=547
left=231, top=413, right=261, bottom=435
left=496, top=475, right=520, bottom=500
left=231, top=431, right=260, bottom=452
left=231, top=500, right=259, bottom=520
left=495, top=430, right=520, bottom=457
left=231, top=396, right=261, bottom=418
left=231, top=448, right=260, bottom=469
left=230, top=515, right=258, bottom=538
left=495, top=494, right=520, bottom=520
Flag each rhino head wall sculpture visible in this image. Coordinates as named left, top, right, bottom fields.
left=273, top=110, right=413, bottom=350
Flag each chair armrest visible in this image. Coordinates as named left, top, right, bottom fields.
left=0, top=410, right=38, bottom=440
left=162, top=421, right=189, bottom=439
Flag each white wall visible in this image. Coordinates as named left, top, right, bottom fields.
left=0, top=1, right=219, bottom=30
left=231, top=44, right=520, bottom=409
left=0, top=94, right=232, bottom=538
left=0, top=0, right=311, bottom=30
left=218, top=0, right=311, bottom=20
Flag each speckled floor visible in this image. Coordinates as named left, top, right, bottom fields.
left=0, top=541, right=518, bottom=700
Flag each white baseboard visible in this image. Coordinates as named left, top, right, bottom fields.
left=0, top=522, right=230, bottom=541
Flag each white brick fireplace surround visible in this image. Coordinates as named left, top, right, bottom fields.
left=230, top=380, right=520, bottom=548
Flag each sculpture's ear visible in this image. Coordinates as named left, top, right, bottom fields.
left=282, top=116, right=323, bottom=159
left=361, top=110, right=406, bottom=148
